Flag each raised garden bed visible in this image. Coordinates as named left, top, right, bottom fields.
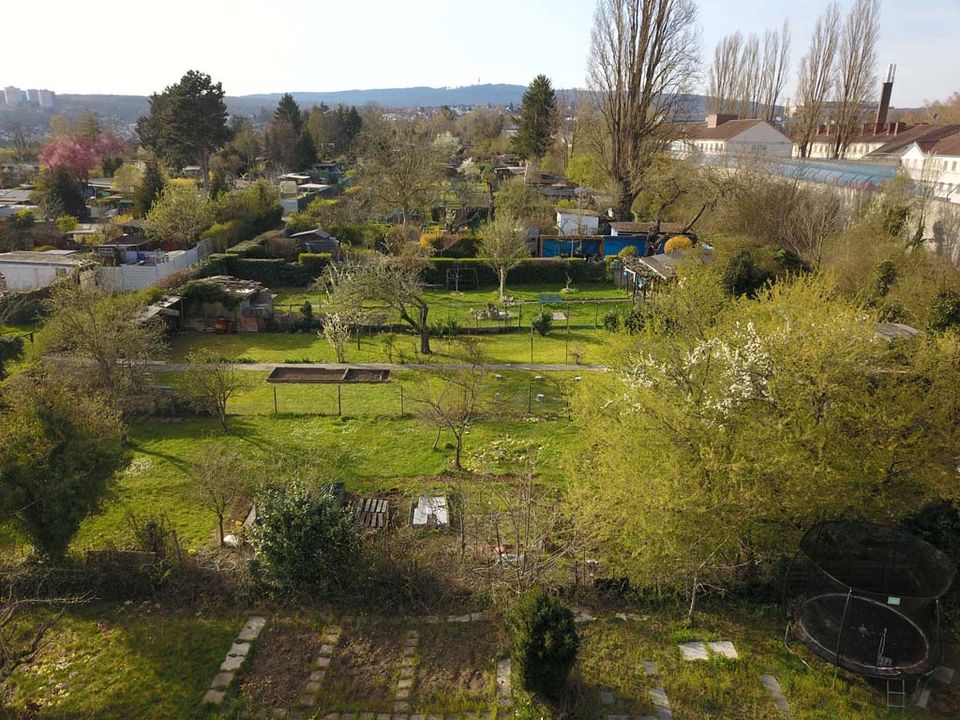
left=266, top=367, right=391, bottom=384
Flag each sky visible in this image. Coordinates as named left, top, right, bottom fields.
left=5, top=0, right=958, bottom=107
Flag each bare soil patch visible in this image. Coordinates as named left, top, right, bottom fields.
left=236, top=617, right=322, bottom=709
left=414, top=622, right=500, bottom=711
left=322, top=622, right=404, bottom=711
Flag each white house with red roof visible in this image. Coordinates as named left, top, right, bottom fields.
left=671, top=114, right=794, bottom=159
left=899, top=130, right=960, bottom=205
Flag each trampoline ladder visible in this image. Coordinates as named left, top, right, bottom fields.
left=886, top=679, right=906, bottom=710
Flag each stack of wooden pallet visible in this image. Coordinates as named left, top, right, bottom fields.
left=350, top=497, right=390, bottom=529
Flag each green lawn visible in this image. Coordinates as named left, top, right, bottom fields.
left=68, top=385, right=581, bottom=553
left=574, top=605, right=928, bottom=720
left=2, top=602, right=927, bottom=719
left=168, top=328, right=613, bottom=366
left=3, top=604, right=242, bottom=719
left=272, top=282, right=631, bottom=330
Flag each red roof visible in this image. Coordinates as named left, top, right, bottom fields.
left=929, top=131, right=960, bottom=157
left=678, top=119, right=766, bottom=141
left=863, top=124, right=960, bottom=157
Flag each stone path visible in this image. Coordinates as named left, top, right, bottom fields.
left=760, top=675, right=792, bottom=719
left=496, top=657, right=512, bottom=708
left=203, top=615, right=267, bottom=706
left=395, top=629, right=420, bottom=712
left=318, top=714, right=495, bottom=720
left=649, top=687, right=673, bottom=720
left=641, top=660, right=658, bottom=676
left=678, top=641, right=710, bottom=661
left=678, top=640, right=738, bottom=661
left=297, top=624, right=343, bottom=709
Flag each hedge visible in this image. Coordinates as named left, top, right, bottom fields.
left=201, top=219, right=255, bottom=253
left=298, top=253, right=332, bottom=279
left=224, top=237, right=267, bottom=259
left=423, top=258, right=606, bottom=286
left=197, top=254, right=312, bottom=288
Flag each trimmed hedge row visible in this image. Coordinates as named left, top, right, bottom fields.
left=423, top=258, right=606, bottom=286
left=298, top=252, right=332, bottom=279
left=197, top=254, right=312, bottom=287
left=195, top=255, right=606, bottom=290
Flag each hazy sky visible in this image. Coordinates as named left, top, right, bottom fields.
left=5, top=0, right=958, bottom=107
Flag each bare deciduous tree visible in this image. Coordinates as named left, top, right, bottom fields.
left=478, top=211, right=531, bottom=301
left=192, top=445, right=250, bottom=545
left=357, top=115, right=443, bottom=225
left=735, top=33, right=762, bottom=120
left=758, top=21, right=791, bottom=122
left=323, top=255, right=434, bottom=354
left=180, top=351, right=253, bottom=431
left=707, top=32, right=743, bottom=115
left=587, top=0, right=700, bottom=220
left=709, top=22, right=789, bottom=122
left=794, top=2, right=841, bottom=158
left=832, top=0, right=880, bottom=158
left=412, top=338, right=486, bottom=472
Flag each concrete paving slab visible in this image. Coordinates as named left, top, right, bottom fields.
left=708, top=641, right=738, bottom=659
left=678, top=641, right=709, bottom=661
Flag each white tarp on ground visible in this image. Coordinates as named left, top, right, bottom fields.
left=411, top=496, right=449, bottom=528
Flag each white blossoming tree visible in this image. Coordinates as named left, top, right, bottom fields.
left=569, top=268, right=960, bottom=623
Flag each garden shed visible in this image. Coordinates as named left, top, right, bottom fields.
left=180, top=276, right=274, bottom=333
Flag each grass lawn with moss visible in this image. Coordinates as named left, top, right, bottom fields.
left=272, top=282, right=631, bottom=329
left=3, top=604, right=242, bottom=720
left=168, top=328, right=613, bottom=366
left=574, top=605, right=928, bottom=720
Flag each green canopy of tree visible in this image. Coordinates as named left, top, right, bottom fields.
left=513, top=75, right=558, bottom=160
left=33, top=284, right=164, bottom=401
left=274, top=93, right=303, bottom=134
left=136, top=70, right=229, bottom=186
left=132, top=155, right=166, bottom=217
left=0, top=371, right=124, bottom=558
left=144, top=183, right=215, bottom=249
left=30, top=168, right=87, bottom=219
left=568, top=268, right=960, bottom=621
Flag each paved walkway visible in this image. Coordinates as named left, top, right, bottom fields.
left=145, top=360, right=609, bottom=373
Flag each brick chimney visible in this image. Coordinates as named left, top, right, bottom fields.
left=875, top=63, right=896, bottom=133
left=706, top=113, right=738, bottom=128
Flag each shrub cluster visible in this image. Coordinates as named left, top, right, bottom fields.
left=198, top=255, right=312, bottom=287
left=506, top=589, right=579, bottom=699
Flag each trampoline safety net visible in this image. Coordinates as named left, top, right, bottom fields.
left=787, top=521, right=955, bottom=679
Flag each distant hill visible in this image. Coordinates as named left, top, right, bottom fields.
left=2, top=85, right=717, bottom=137
left=248, top=83, right=533, bottom=109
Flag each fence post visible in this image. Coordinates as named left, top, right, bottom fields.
left=529, top=329, right=534, bottom=364
left=399, top=384, right=404, bottom=416
left=528, top=382, right=533, bottom=415
left=273, top=385, right=278, bottom=415
left=337, top=384, right=342, bottom=417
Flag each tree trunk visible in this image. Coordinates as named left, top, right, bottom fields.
left=454, top=433, right=463, bottom=471
left=217, top=514, right=225, bottom=545
left=418, top=304, right=431, bottom=354
left=498, top=270, right=507, bottom=302
left=614, top=187, right=635, bottom=222
left=686, top=573, right=700, bottom=626
left=218, top=403, right=229, bottom=432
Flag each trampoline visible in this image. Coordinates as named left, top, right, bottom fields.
left=787, top=521, right=955, bottom=679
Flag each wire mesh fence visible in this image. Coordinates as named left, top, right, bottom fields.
left=228, top=374, right=577, bottom=419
